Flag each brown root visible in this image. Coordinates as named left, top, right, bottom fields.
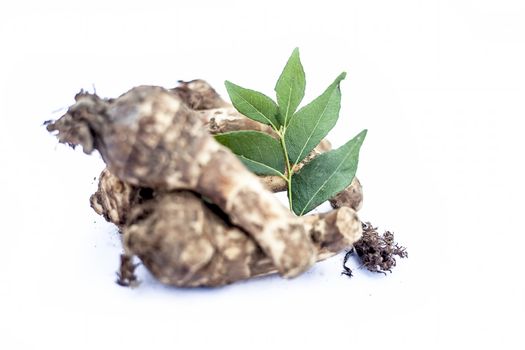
left=92, top=171, right=363, bottom=287
left=170, top=79, right=230, bottom=110
left=48, top=79, right=377, bottom=288
left=116, top=254, right=140, bottom=287
left=329, top=177, right=363, bottom=212
left=90, top=169, right=140, bottom=228
left=202, top=107, right=278, bottom=137
left=123, top=190, right=361, bottom=287
left=48, top=86, right=316, bottom=278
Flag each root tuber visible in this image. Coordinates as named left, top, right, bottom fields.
left=91, top=169, right=363, bottom=286
left=48, top=79, right=404, bottom=288
left=170, top=79, right=230, bottom=110
left=48, top=86, right=317, bottom=277
left=123, top=190, right=361, bottom=287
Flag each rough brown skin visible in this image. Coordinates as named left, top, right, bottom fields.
left=123, top=190, right=362, bottom=287
left=90, top=170, right=362, bottom=286
left=330, top=178, right=363, bottom=212
left=90, top=168, right=139, bottom=228
left=91, top=169, right=141, bottom=227
left=116, top=254, right=140, bottom=287
left=47, top=86, right=316, bottom=278
left=171, top=79, right=230, bottom=110
left=90, top=168, right=157, bottom=228
left=173, top=80, right=363, bottom=210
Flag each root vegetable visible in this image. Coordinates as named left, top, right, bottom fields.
left=170, top=79, right=230, bottom=110
left=47, top=86, right=317, bottom=277
left=47, top=79, right=389, bottom=288
left=91, top=170, right=362, bottom=286
left=123, top=190, right=361, bottom=287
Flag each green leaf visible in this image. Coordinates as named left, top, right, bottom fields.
left=214, top=131, right=285, bottom=176
left=225, top=81, right=280, bottom=129
left=290, top=129, right=367, bottom=215
left=275, top=48, right=306, bottom=126
left=285, top=72, right=346, bottom=166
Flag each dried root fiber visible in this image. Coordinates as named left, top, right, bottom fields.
left=342, top=222, right=408, bottom=277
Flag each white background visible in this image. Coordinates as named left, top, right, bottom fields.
left=1, top=0, right=524, bottom=349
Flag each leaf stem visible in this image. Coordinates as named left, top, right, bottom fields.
left=286, top=172, right=293, bottom=213
left=278, top=128, right=294, bottom=213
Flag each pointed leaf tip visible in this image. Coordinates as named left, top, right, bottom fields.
left=224, top=81, right=280, bottom=128
left=291, top=129, right=367, bottom=215
left=275, top=49, right=306, bottom=126
left=284, top=72, right=347, bottom=165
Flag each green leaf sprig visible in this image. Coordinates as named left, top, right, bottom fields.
left=216, top=48, right=367, bottom=215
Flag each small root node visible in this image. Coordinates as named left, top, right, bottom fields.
left=116, top=254, right=140, bottom=287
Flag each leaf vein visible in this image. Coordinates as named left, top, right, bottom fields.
left=293, top=91, right=335, bottom=165
left=232, top=90, right=276, bottom=129
left=298, top=146, right=355, bottom=215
